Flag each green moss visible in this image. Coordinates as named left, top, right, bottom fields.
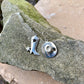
left=8, top=0, right=61, bottom=33
left=8, top=0, right=48, bottom=26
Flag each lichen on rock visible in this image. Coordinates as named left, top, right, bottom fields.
left=0, top=0, right=84, bottom=84
left=8, top=0, right=56, bottom=29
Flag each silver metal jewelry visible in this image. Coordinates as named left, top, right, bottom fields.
left=42, top=41, right=57, bottom=58
left=26, top=35, right=40, bottom=56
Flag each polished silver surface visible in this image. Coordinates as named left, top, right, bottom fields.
left=42, top=42, right=57, bottom=58
left=26, top=35, right=40, bottom=55
left=26, top=47, right=31, bottom=52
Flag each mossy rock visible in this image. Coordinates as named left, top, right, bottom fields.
left=8, top=0, right=58, bottom=29
left=1, top=0, right=84, bottom=84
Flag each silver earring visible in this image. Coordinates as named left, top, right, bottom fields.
left=42, top=41, right=57, bottom=58
left=26, top=35, right=40, bottom=56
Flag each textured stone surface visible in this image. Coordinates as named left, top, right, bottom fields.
left=35, top=0, right=84, bottom=41
left=0, top=0, right=84, bottom=84
left=0, top=75, right=9, bottom=84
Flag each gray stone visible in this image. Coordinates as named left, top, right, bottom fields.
left=0, top=0, right=84, bottom=84
left=0, top=75, right=9, bottom=84
left=0, top=0, right=3, bottom=33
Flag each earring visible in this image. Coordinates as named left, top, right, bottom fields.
left=26, top=35, right=40, bottom=56
left=42, top=41, right=57, bottom=58
left=26, top=35, right=57, bottom=58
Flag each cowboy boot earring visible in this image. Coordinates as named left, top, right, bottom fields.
left=26, top=35, right=40, bottom=55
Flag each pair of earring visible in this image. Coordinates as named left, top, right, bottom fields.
left=26, top=35, right=57, bottom=58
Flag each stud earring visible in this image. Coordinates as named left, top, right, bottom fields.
left=42, top=41, right=57, bottom=58
left=26, top=35, right=40, bottom=56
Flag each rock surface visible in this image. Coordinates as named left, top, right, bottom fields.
left=0, top=75, right=9, bottom=84
left=35, top=0, right=84, bottom=41
left=0, top=0, right=84, bottom=84
left=0, top=63, right=62, bottom=84
left=0, top=0, right=3, bottom=33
